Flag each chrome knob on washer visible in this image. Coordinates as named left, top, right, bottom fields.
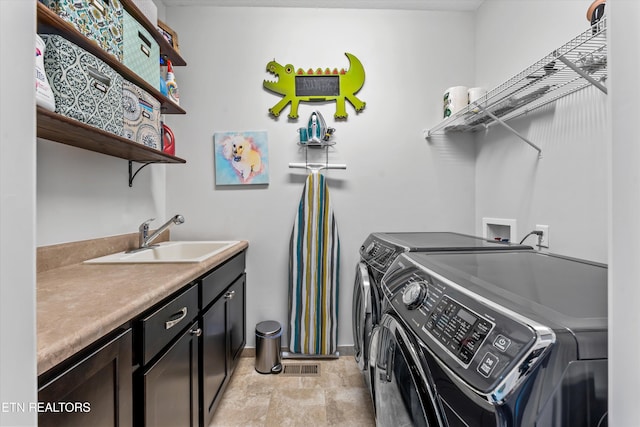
left=402, top=281, right=427, bottom=309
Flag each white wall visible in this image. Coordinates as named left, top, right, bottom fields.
left=37, top=140, right=167, bottom=245
left=608, top=1, right=640, bottom=425
left=0, top=1, right=37, bottom=426
left=474, top=1, right=608, bottom=262
left=163, top=6, right=477, bottom=347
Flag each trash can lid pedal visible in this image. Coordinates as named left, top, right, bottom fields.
left=256, top=320, right=282, bottom=336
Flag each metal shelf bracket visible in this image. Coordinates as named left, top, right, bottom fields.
left=128, top=161, right=158, bottom=187
left=474, top=103, right=543, bottom=157
left=556, top=54, right=608, bottom=94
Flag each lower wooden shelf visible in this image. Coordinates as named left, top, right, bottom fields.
left=37, top=107, right=186, bottom=164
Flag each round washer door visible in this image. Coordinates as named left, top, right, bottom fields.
left=371, top=313, right=445, bottom=427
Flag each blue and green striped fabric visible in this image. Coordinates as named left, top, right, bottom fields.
left=289, top=171, right=340, bottom=355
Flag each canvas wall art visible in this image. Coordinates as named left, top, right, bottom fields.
left=214, top=131, right=269, bottom=185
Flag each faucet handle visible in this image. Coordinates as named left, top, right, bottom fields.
left=138, top=218, right=155, bottom=247
left=139, top=218, right=155, bottom=233
left=140, top=218, right=155, bottom=227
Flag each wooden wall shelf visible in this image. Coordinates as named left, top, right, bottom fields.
left=37, top=107, right=186, bottom=164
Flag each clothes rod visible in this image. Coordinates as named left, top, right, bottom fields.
left=288, top=162, right=347, bottom=170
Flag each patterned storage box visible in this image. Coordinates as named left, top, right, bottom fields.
left=41, top=34, right=124, bottom=136
left=123, top=10, right=160, bottom=89
left=122, top=80, right=161, bottom=149
left=41, top=0, right=123, bottom=61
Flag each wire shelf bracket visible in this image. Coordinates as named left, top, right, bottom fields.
left=474, top=103, right=543, bottom=157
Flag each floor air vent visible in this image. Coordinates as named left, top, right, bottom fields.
left=281, top=363, right=321, bottom=377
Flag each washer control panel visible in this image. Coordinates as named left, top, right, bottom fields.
left=383, top=264, right=542, bottom=394
left=423, top=295, right=494, bottom=367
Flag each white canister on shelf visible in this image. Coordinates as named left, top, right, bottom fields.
left=443, top=86, right=468, bottom=118
left=468, top=87, right=487, bottom=112
left=468, top=87, right=487, bottom=104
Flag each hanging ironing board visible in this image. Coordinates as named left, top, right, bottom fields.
left=287, top=163, right=344, bottom=358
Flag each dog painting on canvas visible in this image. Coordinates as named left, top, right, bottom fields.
left=214, top=132, right=268, bottom=185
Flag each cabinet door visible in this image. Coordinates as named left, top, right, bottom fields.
left=141, top=321, right=199, bottom=427
left=38, top=328, right=133, bottom=427
left=201, top=294, right=227, bottom=425
left=228, top=274, right=246, bottom=368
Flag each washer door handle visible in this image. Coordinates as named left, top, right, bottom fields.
left=384, top=341, right=395, bottom=383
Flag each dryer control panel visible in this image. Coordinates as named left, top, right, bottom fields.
left=360, top=238, right=401, bottom=273
left=381, top=257, right=554, bottom=402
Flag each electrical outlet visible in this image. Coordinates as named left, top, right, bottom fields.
left=535, top=224, right=550, bottom=248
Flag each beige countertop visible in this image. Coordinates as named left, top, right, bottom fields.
left=37, top=238, right=248, bottom=376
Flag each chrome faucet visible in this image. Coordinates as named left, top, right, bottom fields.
left=136, top=214, right=185, bottom=250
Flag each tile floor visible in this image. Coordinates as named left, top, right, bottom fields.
left=208, top=356, right=376, bottom=427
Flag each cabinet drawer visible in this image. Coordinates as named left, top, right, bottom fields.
left=139, top=284, right=198, bottom=366
left=201, top=251, right=246, bottom=309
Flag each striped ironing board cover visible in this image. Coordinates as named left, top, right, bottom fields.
left=289, top=171, right=340, bottom=355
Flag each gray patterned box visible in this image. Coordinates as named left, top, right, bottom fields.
left=41, top=34, right=124, bottom=137
left=122, top=80, right=161, bottom=149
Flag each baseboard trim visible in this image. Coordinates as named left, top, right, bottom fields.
left=241, top=345, right=354, bottom=358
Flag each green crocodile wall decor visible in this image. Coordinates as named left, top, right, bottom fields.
left=263, top=52, right=366, bottom=119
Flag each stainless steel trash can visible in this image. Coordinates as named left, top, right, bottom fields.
left=255, top=320, right=282, bottom=374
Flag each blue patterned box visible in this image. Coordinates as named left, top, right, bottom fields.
left=122, top=80, right=161, bottom=149
left=41, top=0, right=123, bottom=61
left=123, top=10, right=160, bottom=89
left=41, top=34, right=124, bottom=136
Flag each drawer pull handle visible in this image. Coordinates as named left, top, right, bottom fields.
left=165, top=307, right=188, bottom=329
left=190, top=328, right=202, bottom=337
left=225, top=290, right=235, bottom=299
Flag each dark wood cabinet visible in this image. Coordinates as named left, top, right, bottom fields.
left=200, top=252, right=246, bottom=426
left=38, top=249, right=247, bottom=427
left=139, top=320, right=200, bottom=427
left=228, top=275, right=246, bottom=366
left=134, top=284, right=199, bottom=427
left=201, top=274, right=246, bottom=425
left=38, top=328, right=133, bottom=427
left=201, top=291, right=228, bottom=419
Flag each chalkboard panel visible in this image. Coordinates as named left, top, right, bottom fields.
left=295, top=76, right=340, bottom=97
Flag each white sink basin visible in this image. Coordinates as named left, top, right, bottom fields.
left=84, top=241, right=239, bottom=264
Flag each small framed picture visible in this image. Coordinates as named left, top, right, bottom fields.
left=157, top=20, right=180, bottom=53
left=214, top=131, right=269, bottom=185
